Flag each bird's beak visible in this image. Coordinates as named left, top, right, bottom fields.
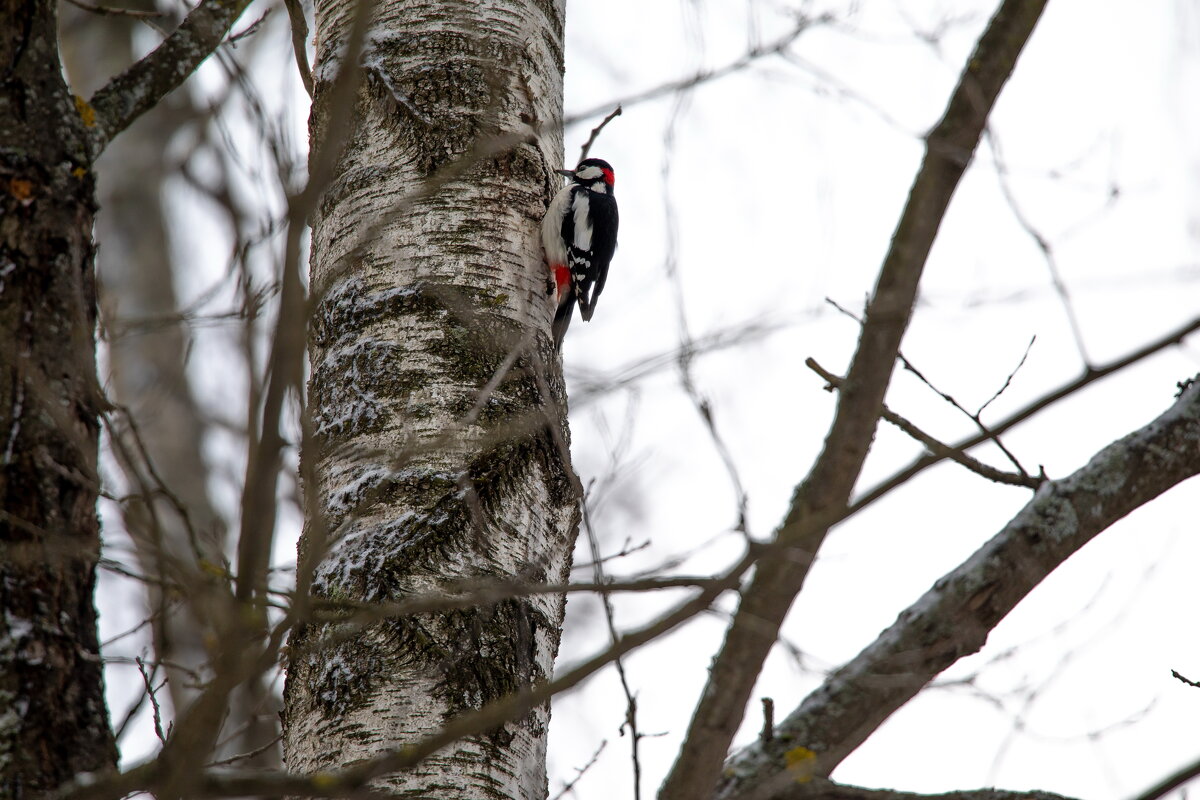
left=556, top=169, right=575, bottom=178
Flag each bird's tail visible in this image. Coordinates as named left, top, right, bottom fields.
left=552, top=288, right=574, bottom=349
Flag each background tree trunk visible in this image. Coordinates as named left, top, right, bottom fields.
left=282, top=0, right=576, bottom=797
left=60, top=0, right=234, bottom=729
left=0, top=0, right=117, bottom=792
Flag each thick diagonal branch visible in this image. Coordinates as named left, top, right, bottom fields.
left=85, top=0, right=254, bottom=155
left=748, top=778, right=1077, bottom=800
left=658, top=3, right=1049, bottom=798
left=716, top=376, right=1200, bottom=800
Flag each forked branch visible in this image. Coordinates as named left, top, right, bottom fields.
left=659, top=3, right=1050, bottom=797
left=716, top=376, right=1200, bottom=800
left=85, top=0, right=255, bottom=155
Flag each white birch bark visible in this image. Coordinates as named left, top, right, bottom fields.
left=283, top=1, right=574, bottom=798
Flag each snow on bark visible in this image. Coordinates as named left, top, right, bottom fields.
left=283, top=1, right=573, bottom=798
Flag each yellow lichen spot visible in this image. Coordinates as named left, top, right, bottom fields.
left=72, top=166, right=87, bottom=179
left=784, top=746, right=817, bottom=783
left=198, top=558, right=229, bottom=579
left=74, top=95, right=96, bottom=128
left=311, top=773, right=338, bottom=789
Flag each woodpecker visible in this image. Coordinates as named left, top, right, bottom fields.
left=541, top=157, right=618, bottom=347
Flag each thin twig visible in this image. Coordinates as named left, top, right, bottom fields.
left=135, top=657, right=168, bottom=745
left=227, top=8, right=272, bottom=46
left=550, top=740, right=607, bottom=800
left=986, top=129, right=1091, bottom=367
left=759, top=698, right=774, bottom=744
left=826, top=296, right=1031, bottom=479
left=582, top=488, right=643, bottom=800
left=977, top=335, right=1036, bottom=416
left=1171, top=669, right=1200, bottom=688
left=806, top=358, right=1040, bottom=489
left=571, top=537, right=650, bottom=570
left=578, top=106, right=622, bottom=163
left=206, top=734, right=284, bottom=767
left=851, top=313, right=1200, bottom=515
left=564, top=15, right=825, bottom=125
left=898, top=353, right=1031, bottom=477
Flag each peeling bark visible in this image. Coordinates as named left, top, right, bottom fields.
left=283, top=1, right=574, bottom=798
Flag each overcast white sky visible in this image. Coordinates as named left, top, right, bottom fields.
left=93, top=2, right=1200, bottom=799
left=550, top=2, right=1200, bottom=799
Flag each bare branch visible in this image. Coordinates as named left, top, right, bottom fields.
left=660, top=4, right=1050, bottom=797
left=175, top=558, right=751, bottom=799
left=578, top=105, right=622, bottom=163
left=986, top=130, right=1091, bottom=366
left=550, top=740, right=607, bottom=800
left=564, top=16, right=825, bottom=125
left=893, top=352, right=1030, bottom=479
left=716, top=376, right=1200, bottom=798
left=976, top=335, right=1036, bottom=416
left=85, top=0, right=256, bottom=155
left=1170, top=669, right=1200, bottom=688
left=582, top=492, right=644, bottom=800
left=806, top=358, right=1040, bottom=489
left=757, top=779, right=1078, bottom=800
left=851, top=313, right=1200, bottom=515
left=282, top=0, right=314, bottom=96
left=1128, top=755, right=1200, bottom=800
left=134, top=658, right=168, bottom=745
left=61, top=0, right=162, bottom=19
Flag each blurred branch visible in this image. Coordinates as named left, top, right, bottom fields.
left=582, top=492, right=645, bottom=800
left=62, top=0, right=162, bottom=18
left=986, top=130, right=1091, bottom=366
left=568, top=316, right=783, bottom=404
left=146, top=557, right=753, bottom=799
left=282, top=0, right=314, bottom=96
left=301, top=573, right=735, bottom=629
left=716, top=376, right=1200, bottom=799
left=563, top=16, right=825, bottom=126
left=806, top=357, right=1040, bottom=489
left=851, top=312, right=1200, bottom=515
left=660, top=3, right=1050, bottom=798
left=550, top=740, right=607, bottom=800
left=86, top=0, right=255, bottom=154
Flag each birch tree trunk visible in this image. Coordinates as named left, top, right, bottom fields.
left=283, top=1, right=576, bottom=797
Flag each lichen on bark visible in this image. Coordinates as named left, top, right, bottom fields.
left=284, top=0, right=574, bottom=796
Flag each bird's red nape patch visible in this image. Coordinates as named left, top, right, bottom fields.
left=602, top=168, right=615, bottom=186
left=553, top=264, right=571, bottom=299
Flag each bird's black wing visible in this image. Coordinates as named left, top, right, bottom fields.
left=577, top=191, right=617, bottom=321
